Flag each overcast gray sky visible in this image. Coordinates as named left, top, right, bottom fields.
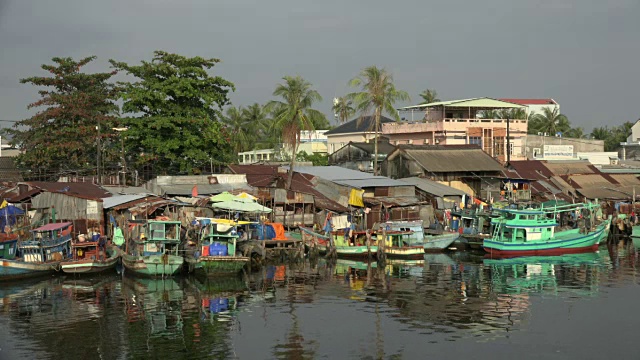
left=0, top=0, right=638, bottom=131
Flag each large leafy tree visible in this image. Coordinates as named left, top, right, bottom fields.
left=6, top=56, right=118, bottom=180
left=419, top=89, right=440, bottom=104
left=332, top=96, right=355, bottom=124
left=110, top=51, right=235, bottom=175
left=347, top=66, right=410, bottom=175
left=266, top=76, right=326, bottom=188
left=528, top=108, right=570, bottom=135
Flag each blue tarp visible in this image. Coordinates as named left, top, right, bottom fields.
left=0, top=206, right=24, bottom=231
left=252, top=224, right=276, bottom=240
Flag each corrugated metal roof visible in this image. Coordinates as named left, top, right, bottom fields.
left=25, top=181, right=112, bottom=200
left=401, top=148, right=504, bottom=173
left=561, top=174, right=614, bottom=189
left=498, top=98, right=557, bottom=105
left=364, top=196, right=423, bottom=207
left=228, top=165, right=280, bottom=175
left=607, top=174, right=640, bottom=186
left=102, top=194, right=148, bottom=209
left=398, top=177, right=467, bottom=197
left=542, top=161, right=596, bottom=175
left=293, top=166, right=406, bottom=186
left=156, top=183, right=254, bottom=196
left=400, top=97, right=526, bottom=110
left=103, top=186, right=154, bottom=195
left=333, top=178, right=410, bottom=188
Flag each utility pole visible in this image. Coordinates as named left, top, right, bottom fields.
left=97, top=119, right=101, bottom=185
left=113, top=127, right=128, bottom=185
left=506, top=117, right=511, bottom=166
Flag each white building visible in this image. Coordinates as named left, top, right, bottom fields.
left=499, top=98, right=559, bottom=117
left=237, top=130, right=329, bottom=164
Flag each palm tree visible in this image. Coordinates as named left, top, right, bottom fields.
left=480, top=109, right=499, bottom=119
left=419, top=89, right=440, bottom=104
left=496, top=108, right=527, bottom=120
left=564, top=127, right=585, bottom=139
left=222, top=106, right=251, bottom=155
left=243, top=103, right=275, bottom=149
left=266, top=76, right=326, bottom=189
left=347, top=66, right=409, bottom=175
left=332, top=97, right=355, bottom=124
left=529, top=108, right=570, bottom=135
left=590, top=126, right=610, bottom=141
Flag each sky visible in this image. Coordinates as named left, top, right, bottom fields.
left=0, top=0, right=638, bottom=132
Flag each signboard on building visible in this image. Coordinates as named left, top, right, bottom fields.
left=543, top=145, right=574, bottom=159
left=86, top=200, right=99, bottom=215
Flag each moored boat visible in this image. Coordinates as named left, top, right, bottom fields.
left=122, top=220, right=184, bottom=277
left=299, top=226, right=330, bottom=255
left=423, top=231, right=459, bottom=252
left=332, top=230, right=378, bottom=258
left=61, top=234, right=120, bottom=274
left=483, top=202, right=610, bottom=258
left=379, top=231, right=424, bottom=259
left=0, top=222, right=73, bottom=280
left=185, top=218, right=249, bottom=276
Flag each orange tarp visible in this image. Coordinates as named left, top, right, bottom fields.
left=267, top=222, right=288, bottom=240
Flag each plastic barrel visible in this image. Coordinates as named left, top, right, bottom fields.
left=202, top=245, right=210, bottom=256
left=451, top=219, right=460, bottom=231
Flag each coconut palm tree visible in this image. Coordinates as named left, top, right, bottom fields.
left=564, top=127, right=585, bottom=139
left=419, top=89, right=440, bottom=104
left=530, top=108, right=570, bottom=135
left=332, top=97, right=355, bottom=124
left=266, top=76, right=326, bottom=188
left=222, top=106, right=252, bottom=155
left=243, top=103, right=276, bottom=148
left=347, top=66, right=410, bottom=175
left=496, top=108, right=528, bottom=120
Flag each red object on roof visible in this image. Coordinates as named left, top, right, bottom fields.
left=33, top=222, right=73, bottom=232
left=499, top=99, right=557, bottom=105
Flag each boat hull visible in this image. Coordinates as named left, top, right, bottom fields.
left=335, top=246, right=378, bottom=258
left=384, top=246, right=424, bottom=259
left=423, top=233, right=459, bottom=252
left=0, top=259, right=59, bottom=281
left=61, top=255, right=119, bottom=274
left=484, top=225, right=607, bottom=258
left=122, top=254, right=183, bottom=277
left=193, top=256, right=249, bottom=276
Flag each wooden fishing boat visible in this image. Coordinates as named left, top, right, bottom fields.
left=61, top=234, right=120, bottom=274
left=332, top=230, right=378, bottom=258
left=423, top=231, right=460, bottom=252
left=122, top=220, right=184, bottom=277
left=379, top=231, right=424, bottom=259
left=299, top=226, right=330, bottom=255
left=185, top=218, right=249, bottom=276
left=484, top=203, right=610, bottom=258
left=0, top=222, right=73, bottom=280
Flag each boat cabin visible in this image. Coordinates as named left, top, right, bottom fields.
left=491, top=210, right=557, bottom=243
left=0, top=233, right=19, bottom=260
left=382, top=231, right=419, bottom=248
left=385, top=220, right=424, bottom=242
left=71, top=232, right=108, bottom=262
left=197, top=218, right=243, bottom=257
left=20, top=222, right=73, bottom=263
left=128, top=220, right=182, bottom=257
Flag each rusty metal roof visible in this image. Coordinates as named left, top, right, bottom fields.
left=228, top=164, right=280, bottom=175
left=24, top=181, right=112, bottom=200
left=399, top=147, right=504, bottom=173
left=364, top=196, right=423, bottom=207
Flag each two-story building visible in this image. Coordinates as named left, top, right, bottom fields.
left=325, top=116, right=395, bottom=154
left=387, top=98, right=528, bottom=162
left=238, top=130, right=329, bottom=164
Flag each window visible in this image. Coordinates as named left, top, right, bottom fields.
left=494, top=137, right=505, bottom=156
left=509, top=143, right=514, bottom=156
left=469, top=136, right=481, bottom=146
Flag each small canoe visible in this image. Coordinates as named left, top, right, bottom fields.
left=423, top=232, right=459, bottom=252
left=61, top=246, right=120, bottom=274
left=299, top=226, right=330, bottom=254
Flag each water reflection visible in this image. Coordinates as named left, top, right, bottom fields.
left=2, top=247, right=640, bottom=358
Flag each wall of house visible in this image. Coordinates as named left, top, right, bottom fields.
left=522, top=135, right=604, bottom=159
left=527, top=103, right=559, bottom=117
left=327, top=133, right=377, bottom=154
left=627, top=122, right=640, bottom=143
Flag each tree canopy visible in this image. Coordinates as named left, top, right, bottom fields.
left=266, top=75, right=326, bottom=188
left=110, top=51, right=235, bottom=175
left=332, top=96, right=355, bottom=124
left=347, top=66, right=409, bottom=175
left=6, top=56, right=119, bottom=180
left=419, top=89, right=440, bottom=104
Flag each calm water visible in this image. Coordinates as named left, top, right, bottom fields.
left=1, top=240, right=639, bottom=359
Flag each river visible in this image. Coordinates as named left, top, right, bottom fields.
left=0, top=240, right=638, bottom=359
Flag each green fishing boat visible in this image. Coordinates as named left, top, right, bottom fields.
left=484, top=202, right=610, bottom=258
left=332, top=230, right=378, bottom=258
left=185, top=218, right=249, bottom=276
left=122, top=220, right=184, bottom=277
left=379, top=231, right=424, bottom=259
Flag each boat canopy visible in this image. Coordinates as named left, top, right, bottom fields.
left=32, top=222, right=73, bottom=232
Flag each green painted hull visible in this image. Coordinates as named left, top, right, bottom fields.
left=335, top=246, right=378, bottom=258
left=631, top=225, right=640, bottom=239
left=193, top=256, right=249, bottom=276
left=121, top=254, right=183, bottom=277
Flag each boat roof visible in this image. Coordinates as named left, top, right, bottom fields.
left=498, top=209, right=545, bottom=215
left=32, top=222, right=73, bottom=232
